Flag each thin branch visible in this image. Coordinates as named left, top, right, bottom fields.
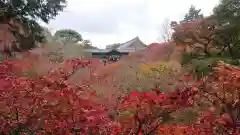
left=145, top=123, right=161, bottom=135
left=218, top=45, right=227, bottom=55
left=134, top=110, right=143, bottom=135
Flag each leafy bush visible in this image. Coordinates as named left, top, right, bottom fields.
left=0, top=56, right=239, bottom=134
left=138, top=61, right=182, bottom=91
left=181, top=51, right=239, bottom=78
left=181, top=52, right=199, bottom=65
left=0, top=58, right=116, bottom=134
left=113, top=61, right=240, bottom=134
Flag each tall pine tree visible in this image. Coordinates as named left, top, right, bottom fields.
left=183, top=5, right=203, bottom=22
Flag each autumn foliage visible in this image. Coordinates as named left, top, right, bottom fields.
left=0, top=58, right=116, bottom=134
left=0, top=55, right=239, bottom=135
left=1, top=0, right=239, bottom=134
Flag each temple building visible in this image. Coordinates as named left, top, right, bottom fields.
left=84, top=37, right=147, bottom=61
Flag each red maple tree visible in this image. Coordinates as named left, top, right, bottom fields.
left=0, top=56, right=239, bottom=135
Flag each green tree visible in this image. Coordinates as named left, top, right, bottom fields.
left=54, top=29, right=83, bottom=44
left=172, top=1, right=240, bottom=79
left=0, top=0, right=67, bottom=53
left=183, top=5, right=203, bottom=22
left=213, top=0, right=240, bottom=59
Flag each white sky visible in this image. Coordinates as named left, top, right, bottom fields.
left=42, top=0, right=220, bottom=49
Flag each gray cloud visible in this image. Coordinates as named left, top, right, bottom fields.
left=48, top=1, right=154, bottom=34
left=44, top=0, right=220, bottom=48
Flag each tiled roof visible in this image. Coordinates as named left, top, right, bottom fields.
left=84, top=37, right=147, bottom=53
left=84, top=49, right=110, bottom=53
left=117, top=37, right=141, bottom=49
left=84, top=48, right=144, bottom=53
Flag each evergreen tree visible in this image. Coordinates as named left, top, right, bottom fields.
left=183, top=5, right=203, bottom=22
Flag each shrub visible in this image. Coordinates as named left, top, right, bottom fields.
left=181, top=51, right=240, bottom=79
left=138, top=61, right=183, bottom=91
left=0, top=58, right=116, bottom=134
left=0, top=55, right=239, bottom=135
left=112, top=61, right=240, bottom=134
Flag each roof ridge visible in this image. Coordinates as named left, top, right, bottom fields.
left=117, top=36, right=140, bottom=49
left=120, top=36, right=139, bottom=45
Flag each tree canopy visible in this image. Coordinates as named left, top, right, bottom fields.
left=171, top=1, right=240, bottom=59
left=0, top=0, right=67, bottom=53
left=170, top=0, right=240, bottom=78
left=54, top=29, right=83, bottom=44
left=212, top=0, right=240, bottom=58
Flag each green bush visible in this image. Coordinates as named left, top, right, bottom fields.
left=181, top=51, right=240, bottom=78
left=180, top=52, right=203, bottom=65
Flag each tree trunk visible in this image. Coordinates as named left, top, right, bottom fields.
left=204, top=44, right=211, bottom=57
left=228, top=44, right=235, bottom=59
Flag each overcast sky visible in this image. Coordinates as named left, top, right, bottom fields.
left=42, top=0, right=219, bottom=48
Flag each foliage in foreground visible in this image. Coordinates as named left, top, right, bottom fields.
left=0, top=58, right=116, bottom=134
left=0, top=57, right=239, bottom=135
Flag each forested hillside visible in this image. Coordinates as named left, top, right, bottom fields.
left=0, top=0, right=239, bottom=134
